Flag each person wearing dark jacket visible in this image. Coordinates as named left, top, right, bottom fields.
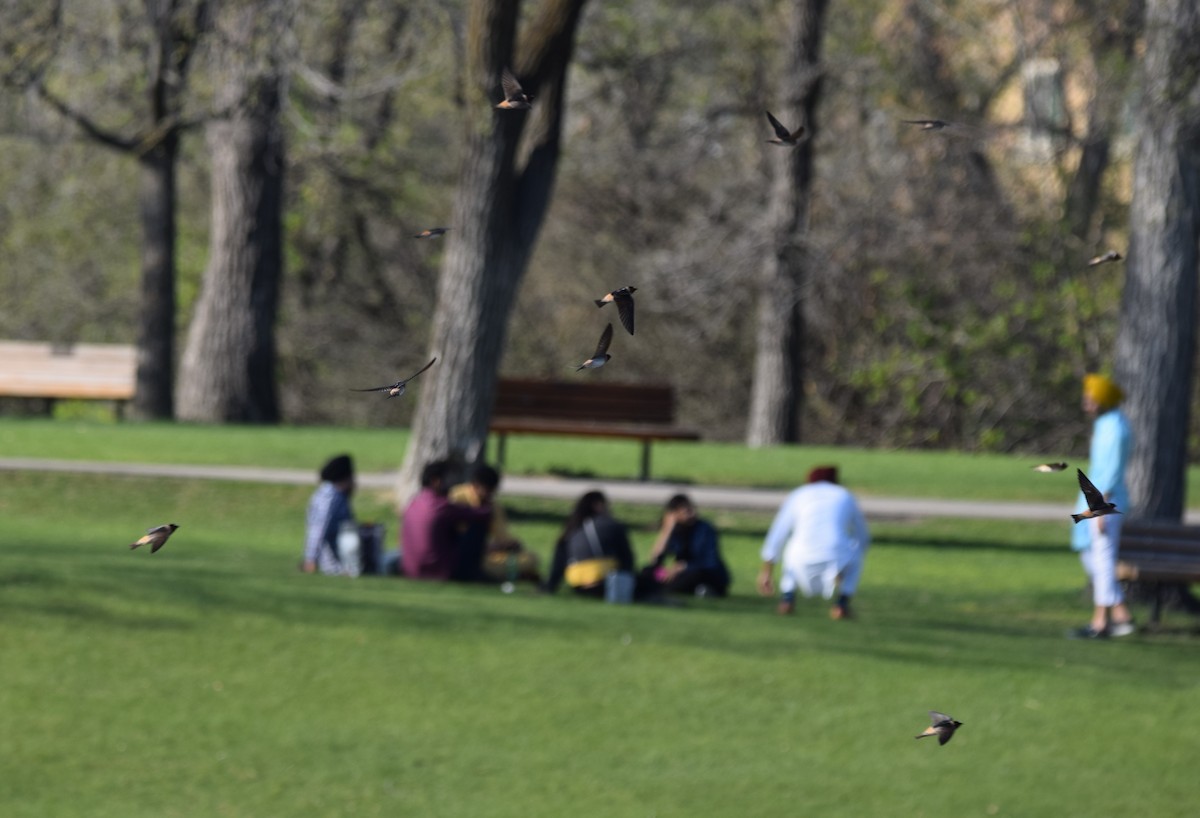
left=642, top=494, right=731, bottom=597
left=544, top=491, right=635, bottom=597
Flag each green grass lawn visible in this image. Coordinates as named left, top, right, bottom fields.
left=4, top=417, right=1200, bottom=506
left=2, top=470, right=1198, bottom=817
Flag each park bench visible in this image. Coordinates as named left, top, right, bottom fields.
left=489, top=377, right=700, bottom=481
left=0, top=340, right=136, bottom=415
left=1117, top=521, right=1200, bottom=625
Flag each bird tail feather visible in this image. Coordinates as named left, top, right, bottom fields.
left=1071, top=513, right=1086, bottom=524
left=594, top=300, right=606, bottom=308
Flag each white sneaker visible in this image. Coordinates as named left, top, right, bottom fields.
left=1109, top=621, right=1136, bottom=637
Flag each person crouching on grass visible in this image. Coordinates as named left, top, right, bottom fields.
left=757, top=466, right=870, bottom=620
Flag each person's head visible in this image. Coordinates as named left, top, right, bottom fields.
left=564, top=490, right=609, bottom=534
left=1082, top=373, right=1123, bottom=417
left=319, top=454, right=355, bottom=494
left=420, top=460, right=452, bottom=494
left=807, top=465, right=838, bottom=484
left=471, top=463, right=501, bottom=503
left=664, top=493, right=697, bottom=526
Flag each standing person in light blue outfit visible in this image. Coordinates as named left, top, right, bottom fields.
left=301, top=454, right=356, bottom=576
left=757, top=466, right=870, bottom=620
left=1070, top=374, right=1136, bottom=638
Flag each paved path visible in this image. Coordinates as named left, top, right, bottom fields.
left=3, top=455, right=1176, bottom=523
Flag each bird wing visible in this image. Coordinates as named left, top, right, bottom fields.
left=614, top=292, right=635, bottom=335
left=402, top=357, right=437, bottom=385
left=1076, top=469, right=1107, bottom=510
left=350, top=384, right=396, bottom=392
left=593, top=323, right=614, bottom=357
left=937, top=727, right=954, bottom=745
left=765, top=111, right=792, bottom=140
left=929, top=711, right=953, bottom=725
left=501, top=68, right=524, bottom=100
left=146, top=524, right=174, bottom=535
left=150, top=534, right=171, bottom=553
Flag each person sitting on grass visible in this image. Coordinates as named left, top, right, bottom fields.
left=544, top=490, right=635, bottom=598
left=757, top=465, right=870, bottom=620
left=301, top=454, right=357, bottom=575
left=399, top=460, right=493, bottom=581
left=449, top=463, right=541, bottom=586
left=640, top=494, right=731, bottom=598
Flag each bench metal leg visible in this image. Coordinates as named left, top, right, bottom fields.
left=495, top=433, right=508, bottom=468
left=639, top=440, right=651, bottom=481
left=1151, top=583, right=1164, bottom=625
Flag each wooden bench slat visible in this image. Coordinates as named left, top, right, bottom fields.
left=0, top=341, right=136, bottom=401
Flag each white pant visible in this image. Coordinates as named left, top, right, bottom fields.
left=780, top=549, right=866, bottom=599
left=1078, top=515, right=1124, bottom=607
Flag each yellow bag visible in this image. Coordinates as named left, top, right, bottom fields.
left=565, top=557, right=618, bottom=588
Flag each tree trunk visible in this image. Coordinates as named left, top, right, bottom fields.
left=395, top=0, right=587, bottom=502
left=177, top=6, right=285, bottom=423
left=746, top=0, right=829, bottom=447
left=1113, top=0, right=1200, bottom=520
left=131, top=138, right=178, bottom=420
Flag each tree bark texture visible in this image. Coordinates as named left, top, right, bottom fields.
left=132, top=140, right=178, bottom=419
left=177, top=3, right=286, bottom=422
left=745, top=0, right=829, bottom=447
left=1114, top=0, right=1200, bottom=520
left=395, top=0, right=588, bottom=501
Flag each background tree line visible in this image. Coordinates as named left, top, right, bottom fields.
left=0, top=0, right=1196, bottom=508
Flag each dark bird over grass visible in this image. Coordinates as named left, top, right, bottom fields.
left=575, top=323, right=613, bottom=371
left=765, top=111, right=806, bottom=146
left=915, top=711, right=962, bottom=745
left=130, top=523, right=179, bottom=553
left=351, top=357, right=437, bottom=398
left=1033, top=462, right=1068, bottom=472
left=595, top=286, right=637, bottom=335
left=1072, top=468, right=1121, bottom=523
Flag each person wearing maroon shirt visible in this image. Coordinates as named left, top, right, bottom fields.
left=400, top=460, right=493, bottom=581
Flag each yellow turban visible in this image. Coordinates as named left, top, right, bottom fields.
left=1083, top=373, right=1123, bottom=411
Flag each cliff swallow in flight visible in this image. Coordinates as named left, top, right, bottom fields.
left=916, top=711, right=963, bottom=745
left=352, top=357, right=437, bottom=398
left=496, top=68, right=532, bottom=110
left=575, top=323, right=613, bottom=371
left=1072, top=468, right=1121, bottom=523
left=1087, top=251, right=1123, bottom=267
left=765, top=111, right=806, bottom=146
left=595, top=287, right=637, bottom=335
left=130, top=523, right=179, bottom=553
left=414, top=227, right=450, bottom=239
left=1033, top=462, right=1068, bottom=472
left=902, top=119, right=953, bottom=130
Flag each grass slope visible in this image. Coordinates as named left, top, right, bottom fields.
left=2, top=471, right=1198, bottom=817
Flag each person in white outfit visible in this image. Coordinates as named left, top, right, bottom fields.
left=757, top=466, right=870, bottom=619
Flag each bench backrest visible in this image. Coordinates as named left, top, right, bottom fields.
left=1120, top=522, right=1200, bottom=557
left=0, top=341, right=136, bottom=400
left=493, top=378, right=675, bottom=425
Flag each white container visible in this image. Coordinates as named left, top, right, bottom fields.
left=337, top=520, right=361, bottom=577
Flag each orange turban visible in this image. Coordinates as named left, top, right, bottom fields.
left=1083, top=374, right=1123, bottom=411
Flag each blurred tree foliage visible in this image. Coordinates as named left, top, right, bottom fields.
left=0, top=0, right=1162, bottom=457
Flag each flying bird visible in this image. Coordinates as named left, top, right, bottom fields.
left=414, top=227, right=450, bottom=239
left=1087, top=250, right=1123, bottom=267
left=351, top=357, right=437, bottom=398
left=595, top=286, right=637, bottom=335
left=496, top=68, right=532, bottom=110
left=765, top=111, right=806, bottom=146
left=1033, top=462, right=1068, bottom=472
left=575, top=323, right=613, bottom=371
left=1072, top=468, right=1121, bottom=523
left=902, top=118, right=953, bottom=130
left=130, top=523, right=179, bottom=553
left=915, top=711, right=963, bottom=745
